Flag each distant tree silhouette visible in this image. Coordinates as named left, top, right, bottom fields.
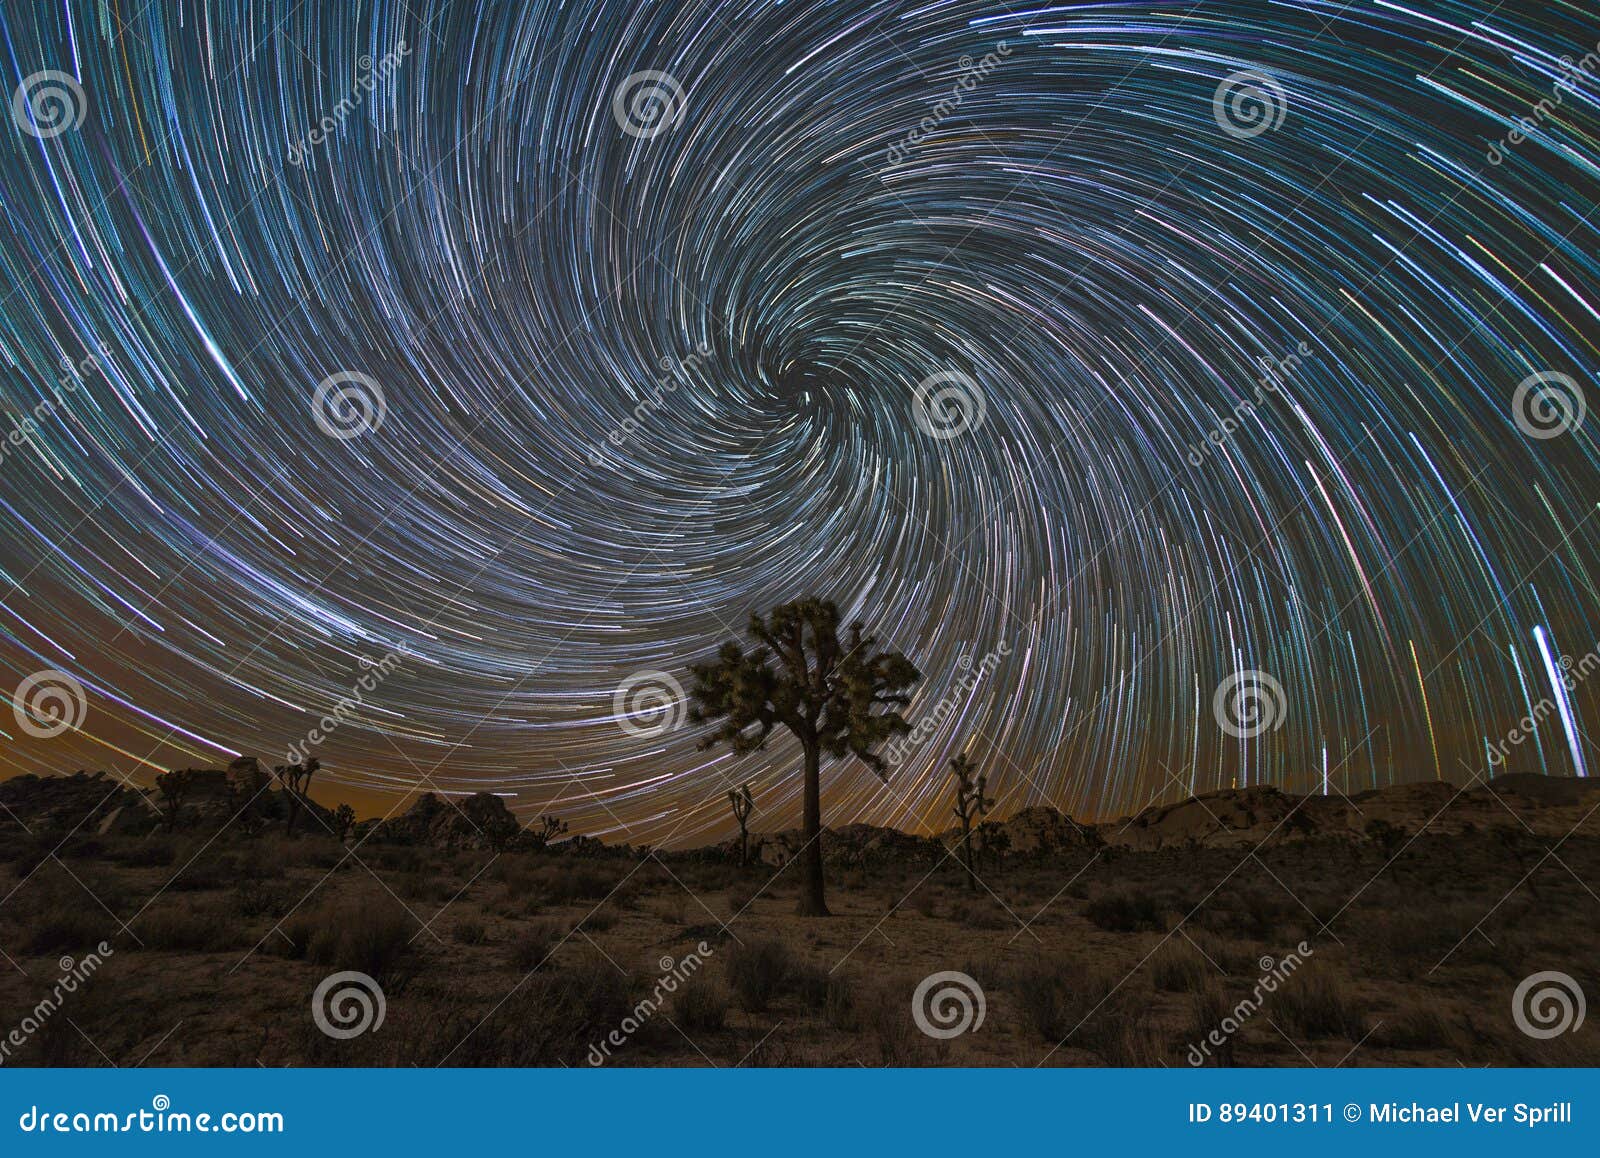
left=271, top=756, right=321, bottom=837
left=528, top=814, right=568, bottom=850
left=689, top=598, right=921, bottom=916
left=155, top=769, right=194, bottom=832
left=728, top=782, right=755, bottom=867
left=949, top=755, right=993, bottom=892
left=331, top=802, right=357, bottom=844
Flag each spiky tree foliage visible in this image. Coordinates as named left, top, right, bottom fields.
left=331, top=802, right=357, bottom=844
left=528, top=814, right=568, bottom=851
left=154, top=769, right=195, bottom=832
left=270, top=756, right=321, bottom=836
left=728, top=782, right=755, bottom=867
left=689, top=598, right=921, bottom=916
left=949, top=755, right=994, bottom=892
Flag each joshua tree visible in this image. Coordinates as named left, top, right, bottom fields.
left=154, top=769, right=194, bottom=832
left=528, top=814, right=568, bottom=851
left=949, top=755, right=993, bottom=891
left=689, top=597, right=921, bottom=916
left=331, top=803, right=356, bottom=844
left=728, top=782, right=755, bottom=867
left=271, top=756, right=321, bottom=836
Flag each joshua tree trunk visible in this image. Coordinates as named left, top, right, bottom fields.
left=739, top=826, right=748, bottom=868
left=960, top=820, right=976, bottom=892
left=798, top=740, right=828, bottom=916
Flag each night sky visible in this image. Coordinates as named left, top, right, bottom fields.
left=1, top=0, right=1597, bottom=846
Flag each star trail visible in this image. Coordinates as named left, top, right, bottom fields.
left=0, top=0, right=1598, bottom=847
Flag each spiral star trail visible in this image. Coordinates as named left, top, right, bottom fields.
left=1, top=0, right=1598, bottom=847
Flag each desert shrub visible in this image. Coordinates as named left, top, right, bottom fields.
left=1376, top=1006, right=1461, bottom=1052
left=24, top=906, right=114, bottom=955
left=1187, top=984, right=1237, bottom=1066
left=231, top=879, right=291, bottom=919
left=1093, top=1011, right=1167, bottom=1065
left=724, top=884, right=757, bottom=917
left=823, top=973, right=858, bottom=1030
left=1274, top=968, right=1366, bottom=1039
left=452, top=917, right=488, bottom=945
left=672, top=980, right=729, bottom=1033
left=1008, top=959, right=1122, bottom=1043
left=579, top=909, right=618, bottom=933
left=723, top=938, right=791, bottom=1012
left=788, top=959, right=833, bottom=1009
left=948, top=899, right=1009, bottom=930
left=302, top=897, right=416, bottom=982
left=854, top=980, right=931, bottom=1065
left=542, top=866, right=613, bottom=904
left=1151, top=942, right=1210, bottom=992
left=139, top=900, right=250, bottom=952
left=461, top=964, right=633, bottom=1065
left=163, top=854, right=230, bottom=893
left=509, top=921, right=564, bottom=972
left=371, top=847, right=423, bottom=873
left=1086, top=889, right=1163, bottom=933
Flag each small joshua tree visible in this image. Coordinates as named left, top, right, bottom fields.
left=690, top=597, right=921, bottom=916
left=728, top=783, right=755, bottom=867
left=331, top=802, right=356, bottom=844
left=155, top=769, right=194, bottom=833
left=528, top=814, right=568, bottom=851
left=949, top=755, right=993, bottom=892
left=271, top=756, right=321, bottom=837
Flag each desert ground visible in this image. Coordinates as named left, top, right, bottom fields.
left=0, top=766, right=1597, bottom=1067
